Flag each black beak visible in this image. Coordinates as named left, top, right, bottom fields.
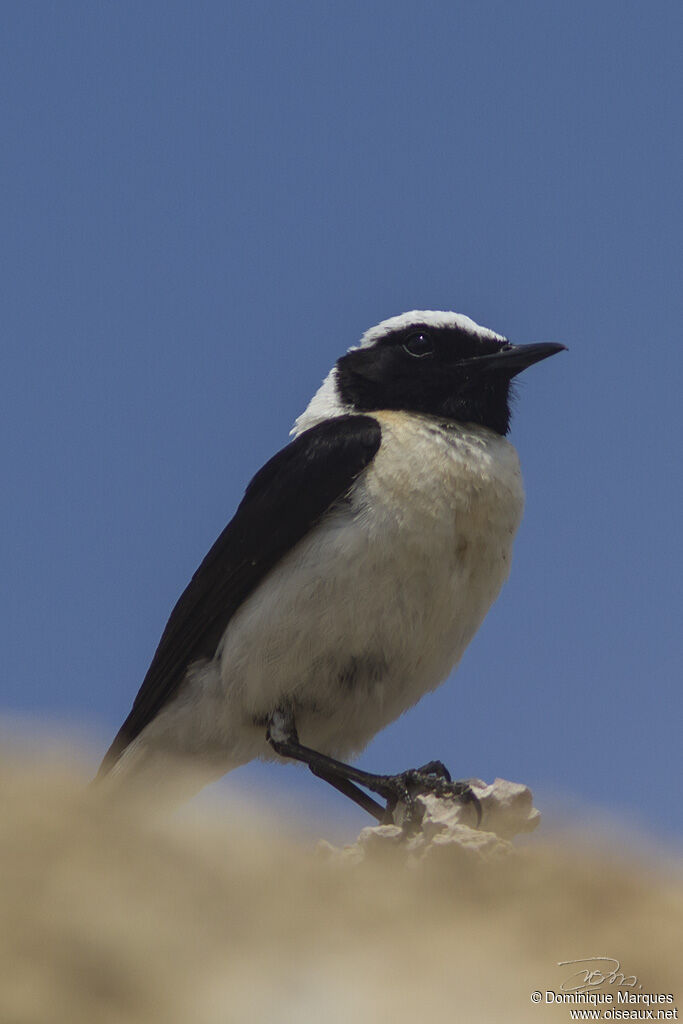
left=466, top=342, right=567, bottom=378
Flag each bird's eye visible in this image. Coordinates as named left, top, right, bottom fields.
left=402, top=332, right=434, bottom=358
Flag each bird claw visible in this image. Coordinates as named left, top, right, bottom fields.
left=379, top=764, right=481, bottom=830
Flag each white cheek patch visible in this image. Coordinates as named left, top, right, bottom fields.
left=291, top=367, right=350, bottom=436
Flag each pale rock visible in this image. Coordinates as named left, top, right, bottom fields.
left=319, top=777, right=540, bottom=865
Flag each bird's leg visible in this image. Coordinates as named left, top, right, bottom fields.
left=266, top=707, right=481, bottom=828
left=266, top=707, right=385, bottom=821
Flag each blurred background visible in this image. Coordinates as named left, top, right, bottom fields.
left=2, top=1, right=681, bottom=842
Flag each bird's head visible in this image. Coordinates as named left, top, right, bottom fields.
left=293, top=311, right=565, bottom=437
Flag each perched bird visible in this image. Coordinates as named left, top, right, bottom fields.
left=97, top=311, right=564, bottom=820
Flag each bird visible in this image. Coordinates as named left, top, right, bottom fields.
left=97, top=310, right=565, bottom=822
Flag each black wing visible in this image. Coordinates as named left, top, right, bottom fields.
left=97, top=414, right=381, bottom=776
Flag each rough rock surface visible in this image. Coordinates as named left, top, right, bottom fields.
left=319, top=778, right=540, bottom=865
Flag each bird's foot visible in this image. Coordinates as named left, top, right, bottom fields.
left=265, top=707, right=480, bottom=831
left=370, top=763, right=481, bottom=831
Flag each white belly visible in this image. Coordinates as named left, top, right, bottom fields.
left=128, top=412, right=524, bottom=778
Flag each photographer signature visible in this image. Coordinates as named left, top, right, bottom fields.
left=558, top=958, right=640, bottom=993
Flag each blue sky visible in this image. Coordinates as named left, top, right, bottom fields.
left=2, top=1, right=681, bottom=840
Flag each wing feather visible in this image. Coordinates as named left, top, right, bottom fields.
left=97, top=415, right=381, bottom=775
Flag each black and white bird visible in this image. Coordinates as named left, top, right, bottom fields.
left=97, top=311, right=564, bottom=821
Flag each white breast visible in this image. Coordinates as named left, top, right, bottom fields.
left=126, top=412, right=524, bottom=780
